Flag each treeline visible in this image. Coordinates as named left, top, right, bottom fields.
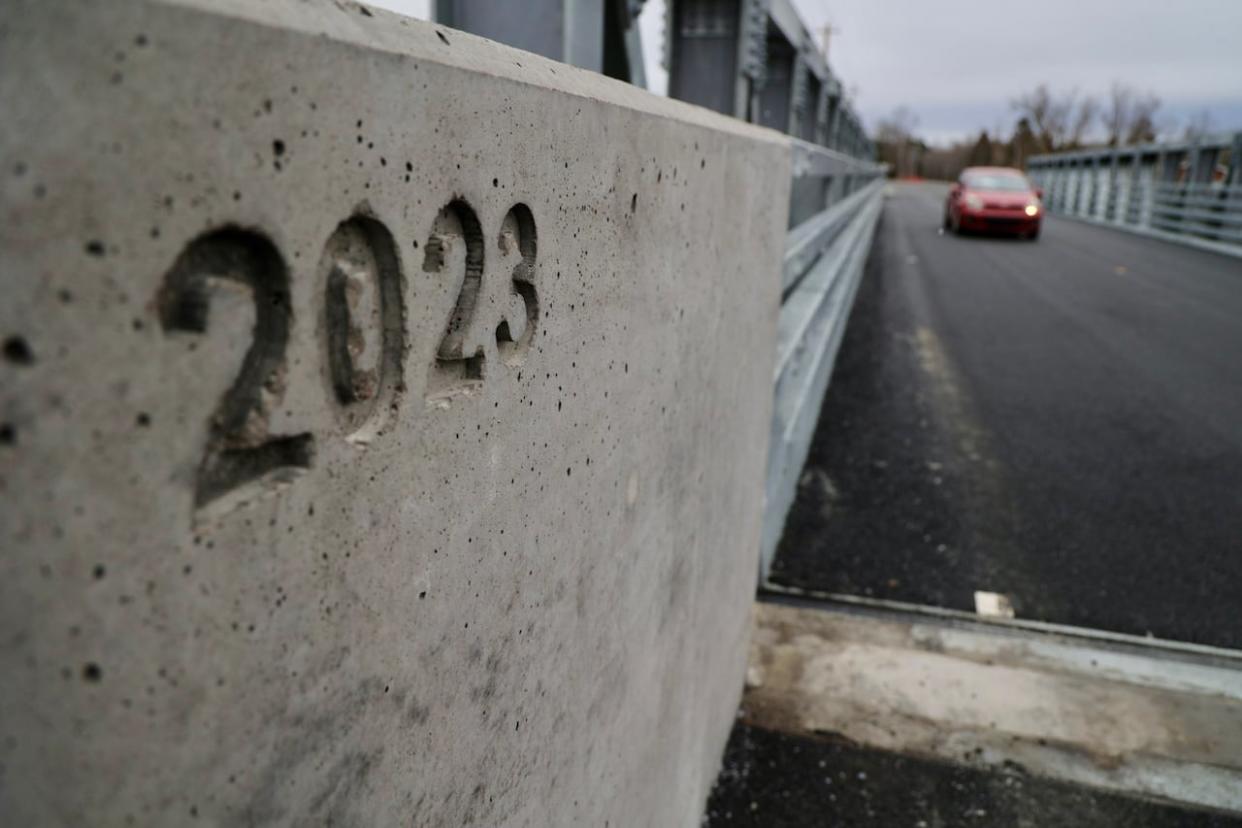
left=875, top=82, right=1210, bottom=180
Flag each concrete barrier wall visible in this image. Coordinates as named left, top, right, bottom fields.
left=0, top=1, right=790, bottom=824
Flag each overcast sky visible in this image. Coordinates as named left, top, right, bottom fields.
left=787, top=0, right=1242, bottom=145
left=370, top=0, right=1242, bottom=146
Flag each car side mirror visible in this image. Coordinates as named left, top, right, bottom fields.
left=949, top=185, right=961, bottom=198
left=1035, top=187, right=1044, bottom=199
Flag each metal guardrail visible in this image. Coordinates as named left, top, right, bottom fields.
left=761, top=142, right=885, bottom=579
left=1027, top=132, right=1242, bottom=259
left=656, top=0, right=883, bottom=579
left=659, top=0, right=883, bottom=579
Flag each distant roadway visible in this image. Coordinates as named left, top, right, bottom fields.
left=772, top=181, right=1242, bottom=650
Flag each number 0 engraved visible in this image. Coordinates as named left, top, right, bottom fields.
left=320, top=216, right=406, bottom=442
left=158, top=227, right=313, bottom=519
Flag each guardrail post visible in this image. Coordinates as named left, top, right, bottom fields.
left=1229, top=131, right=1242, bottom=186
left=1086, top=156, right=1099, bottom=218
left=756, top=24, right=795, bottom=133
left=1153, top=148, right=1175, bottom=232
left=1067, top=159, right=1081, bottom=216
left=666, top=0, right=729, bottom=110
left=1085, top=155, right=1100, bottom=218
left=668, top=0, right=754, bottom=119
left=800, top=61, right=822, bottom=144
left=1045, top=161, right=1060, bottom=211
left=830, top=92, right=846, bottom=151
left=607, top=0, right=648, bottom=86
left=1063, top=160, right=1073, bottom=212
left=1121, top=149, right=1140, bottom=226
left=1059, top=160, right=1070, bottom=213
left=1062, top=160, right=1074, bottom=213
left=1228, top=132, right=1242, bottom=239
left=1073, top=154, right=1083, bottom=215
left=788, top=46, right=810, bottom=138
left=1138, top=151, right=1155, bottom=228
left=435, top=0, right=649, bottom=86
left=818, top=76, right=839, bottom=150
left=1189, top=142, right=1219, bottom=184
left=1105, top=150, right=1120, bottom=222
left=438, top=0, right=591, bottom=76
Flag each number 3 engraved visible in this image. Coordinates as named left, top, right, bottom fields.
left=495, top=204, right=538, bottom=366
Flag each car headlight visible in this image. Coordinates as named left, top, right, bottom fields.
left=964, top=194, right=984, bottom=210
left=1024, top=204, right=1040, bottom=216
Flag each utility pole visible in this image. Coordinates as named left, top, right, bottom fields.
left=818, top=23, right=837, bottom=60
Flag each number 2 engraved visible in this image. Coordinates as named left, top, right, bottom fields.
left=158, top=227, right=314, bottom=519
left=422, top=200, right=486, bottom=398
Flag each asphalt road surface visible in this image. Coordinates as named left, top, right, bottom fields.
left=770, top=182, right=1242, bottom=649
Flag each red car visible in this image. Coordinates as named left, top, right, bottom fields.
left=944, top=166, right=1043, bottom=240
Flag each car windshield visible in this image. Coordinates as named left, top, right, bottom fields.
left=963, top=173, right=1030, bottom=192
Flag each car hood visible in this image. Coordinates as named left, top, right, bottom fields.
left=971, top=190, right=1036, bottom=206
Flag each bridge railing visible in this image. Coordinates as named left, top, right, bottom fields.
left=1027, top=132, right=1242, bottom=259
left=764, top=141, right=885, bottom=579
left=647, top=0, right=886, bottom=580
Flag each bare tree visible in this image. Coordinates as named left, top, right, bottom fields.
left=921, top=139, right=973, bottom=182
left=1011, top=84, right=1080, bottom=151
left=1104, top=82, right=1161, bottom=146
left=1183, top=109, right=1214, bottom=141
left=1067, top=95, right=1098, bottom=148
left=875, top=106, right=918, bottom=143
left=875, top=106, right=924, bottom=178
left=1125, top=92, right=1160, bottom=145
left=1103, top=82, right=1133, bottom=147
left=1011, top=84, right=1060, bottom=151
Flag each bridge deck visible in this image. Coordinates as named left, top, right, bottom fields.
left=770, top=182, right=1242, bottom=650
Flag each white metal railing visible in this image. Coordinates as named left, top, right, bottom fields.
left=761, top=141, right=886, bottom=579
left=1028, top=132, right=1242, bottom=258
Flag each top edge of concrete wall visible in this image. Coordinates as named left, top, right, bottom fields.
left=158, top=0, right=793, bottom=150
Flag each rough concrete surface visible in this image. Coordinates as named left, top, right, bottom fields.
left=0, top=2, right=790, bottom=825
